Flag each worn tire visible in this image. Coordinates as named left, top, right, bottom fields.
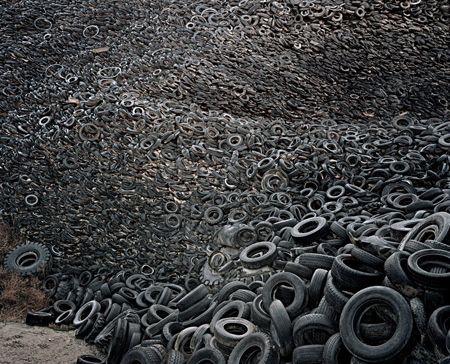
left=4, top=242, right=52, bottom=277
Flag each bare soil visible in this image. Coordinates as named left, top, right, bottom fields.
left=0, top=322, right=102, bottom=364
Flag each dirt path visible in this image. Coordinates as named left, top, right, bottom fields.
left=0, top=322, right=103, bottom=364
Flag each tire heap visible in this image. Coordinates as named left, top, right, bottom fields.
left=1, top=0, right=449, bottom=363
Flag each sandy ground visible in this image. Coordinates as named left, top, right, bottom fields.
left=0, top=322, right=103, bottom=364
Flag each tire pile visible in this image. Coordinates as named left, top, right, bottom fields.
left=1, top=0, right=449, bottom=363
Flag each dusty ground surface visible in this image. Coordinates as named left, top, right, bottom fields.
left=0, top=322, right=102, bottom=364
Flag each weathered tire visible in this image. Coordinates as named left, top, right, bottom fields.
left=227, top=332, right=280, bottom=364
left=339, top=286, right=414, bottom=363
left=4, top=242, right=52, bottom=277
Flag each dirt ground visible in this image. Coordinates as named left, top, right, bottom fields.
left=0, top=322, right=103, bottom=364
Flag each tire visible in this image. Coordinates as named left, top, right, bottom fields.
left=227, top=332, right=280, bottom=364
left=77, top=355, right=105, bottom=364
left=187, top=348, right=225, bottom=364
left=315, top=297, right=339, bottom=325
left=322, top=333, right=351, bottom=364
left=351, top=247, right=385, bottom=269
left=384, top=251, right=420, bottom=297
left=214, top=317, right=256, bottom=348
left=162, top=322, right=184, bottom=347
left=339, top=286, right=414, bottom=363
left=291, top=217, right=329, bottom=244
left=55, top=309, right=75, bottom=325
left=251, top=295, right=271, bottom=331
left=307, top=268, right=328, bottom=308
left=85, top=313, right=106, bottom=344
left=75, top=318, right=94, bottom=339
left=174, top=327, right=197, bottom=356
left=73, top=300, right=101, bottom=327
left=239, top=242, right=277, bottom=269
left=262, top=272, right=308, bottom=319
left=407, top=249, right=450, bottom=290
left=399, top=212, right=450, bottom=247
left=324, top=276, right=351, bottom=314
left=4, top=242, right=52, bottom=277
left=293, top=313, right=337, bottom=346
left=107, top=318, right=129, bottom=364
left=215, top=281, right=249, bottom=303
left=409, top=297, right=427, bottom=336
left=189, top=324, right=210, bottom=352
left=229, top=289, right=257, bottom=303
left=428, top=306, right=450, bottom=354
left=331, top=254, right=384, bottom=292
left=178, top=295, right=211, bottom=321
left=284, top=262, right=313, bottom=280
left=25, top=311, right=54, bottom=326
left=53, top=300, right=77, bottom=315
left=292, top=345, right=324, bottom=364
left=269, top=300, right=293, bottom=357
left=210, top=300, right=250, bottom=334
left=105, top=303, right=122, bottom=324
left=296, top=253, right=335, bottom=270
left=176, top=284, right=208, bottom=311
left=119, top=346, right=163, bottom=364
left=166, top=349, right=185, bottom=364
left=182, top=300, right=217, bottom=328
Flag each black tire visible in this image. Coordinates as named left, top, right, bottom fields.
left=105, top=303, right=122, bottom=324
left=189, top=323, right=210, bottom=352
left=428, top=306, right=450, bottom=354
left=4, top=242, right=52, bottom=277
left=77, top=354, right=105, bottom=364
left=25, top=311, right=54, bottom=326
left=229, top=289, right=257, bottom=303
left=384, top=251, right=420, bottom=297
left=214, top=317, right=256, bottom=348
left=331, top=254, right=384, bottom=292
left=407, top=249, right=450, bottom=291
left=227, top=332, right=280, bottom=364
left=53, top=299, right=77, bottom=315
left=73, top=300, right=101, bottom=327
left=176, top=284, right=208, bottom=311
left=409, top=297, right=427, bottom=336
left=296, top=253, right=335, bottom=270
left=239, top=242, right=277, bottom=269
left=293, top=313, right=337, bottom=346
left=315, top=297, right=339, bottom=325
left=262, top=272, right=308, bottom=319
left=187, top=348, right=225, bottom=364
left=215, top=281, right=249, bottom=303
left=269, top=300, right=293, bottom=357
left=292, top=345, right=324, bottom=364
left=166, top=349, right=185, bottom=364
left=107, top=318, right=129, bottom=364
left=210, top=300, right=250, bottom=334
left=399, top=212, right=450, bottom=247
left=251, top=294, right=271, bottom=331
left=162, top=322, right=184, bottom=346
left=182, top=300, right=217, bottom=328
left=324, top=276, right=351, bottom=314
left=75, top=318, right=94, bottom=339
left=291, top=217, right=329, bottom=244
left=322, top=333, right=352, bottom=364
left=178, top=295, right=211, bottom=321
left=55, top=309, right=75, bottom=325
left=339, top=286, right=414, bottom=363
left=351, top=247, right=385, bottom=269
left=284, top=261, right=313, bottom=280
left=307, top=268, right=328, bottom=308
left=85, top=313, right=106, bottom=344
left=119, top=346, right=162, bottom=364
